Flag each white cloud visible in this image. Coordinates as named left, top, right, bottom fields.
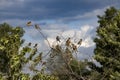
left=62, top=30, right=76, bottom=38
left=81, top=36, right=95, bottom=47
left=26, top=23, right=96, bottom=48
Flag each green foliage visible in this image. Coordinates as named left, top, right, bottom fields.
left=0, top=23, right=59, bottom=80
left=70, top=59, right=91, bottom=76
left=32, top=73, right=59, bottom=80
left=19, top=74, right=30, bottom=80
left=0, top=23, right=25, bottom=78
left=94, top=7, right=120, bottom=79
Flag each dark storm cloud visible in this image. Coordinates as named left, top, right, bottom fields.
left=0, top=0, right=120, bottom=21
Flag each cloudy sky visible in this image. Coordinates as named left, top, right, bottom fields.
left=0, top=0, right=120, bottom=59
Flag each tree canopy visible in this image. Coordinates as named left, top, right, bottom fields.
left=0, top=23, right=59, bottom=80
left=94, top=7, right=120, bottom=79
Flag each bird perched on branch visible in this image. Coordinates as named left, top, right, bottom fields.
left=56, top=36, right=60, bottom=42
left=26, top=21, right=32, bottom=26
left=35, top=24, right=40, bottom=30
left=28, top=42, right=31, bottom=46
left=72, top=44, right=77, bottom=51
left=78, top=39, right=82, bottom=45
left=66, top=37, right=71, bottom=46
left=42, top=62, right=46, bottom=66
left=34, top=43, right=38, bottom=48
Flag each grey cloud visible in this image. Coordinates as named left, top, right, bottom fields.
left=1, top=0, right=119, bottom=22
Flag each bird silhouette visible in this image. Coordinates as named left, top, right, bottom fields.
left=72, top=44, right=77, bottom=51
left=26, top=21, right=32, bottom=26
left=66, top=37, right=71, bottom=46
left=28, top=42, right=31, bottom=46
left=35, top=24, right=40, bottom=29
left=56, top=36, right=60, bottom=42
left=34, top=43, right=38, bottom=48
left=78, top=39, right=82, bottom=45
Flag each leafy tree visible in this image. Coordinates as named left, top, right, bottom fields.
left=0, top=23, right=25, bottom=79
left=93, top=7, right=120, bottom=79
left=0, top=23, right=59, bottom=80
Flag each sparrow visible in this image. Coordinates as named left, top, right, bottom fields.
left=78, top=39, right=82, bottom=45
left=34, top=43, right=38, bottom=48
left=66, top=37, right=71, bottom=46
left=26, top=21, right=32, bottom=26
left=72, top=44, right=77, bottom=51
left=56, top=36, right=60, bottom=42
left=28, top=42, right=31, bottom=46
left=35, top=24, right=40, bottom=29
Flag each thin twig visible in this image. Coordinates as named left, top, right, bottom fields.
left=37, top=29, right=52, bottom=49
